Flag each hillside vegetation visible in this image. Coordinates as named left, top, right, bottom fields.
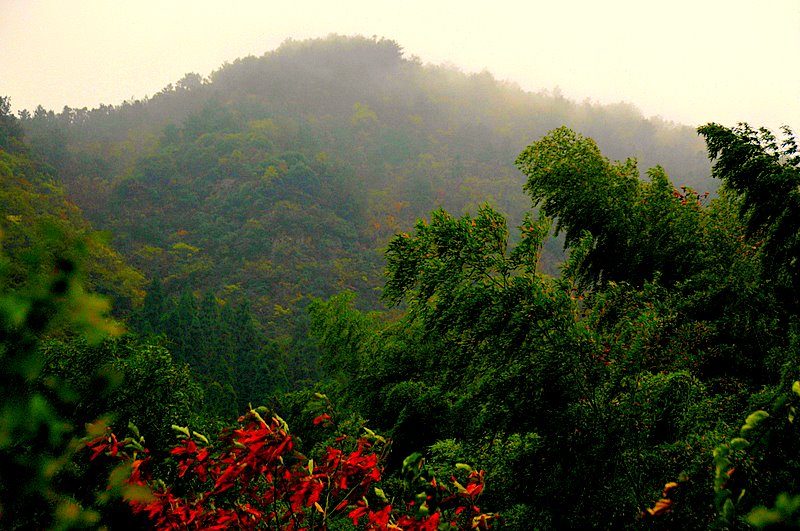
left=7, top=36, right=799, bottom=530
left=19, top=36, right=711, bottom=331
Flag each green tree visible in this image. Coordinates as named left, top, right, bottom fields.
left=698, top=123, right=800, bottom=311
left=39, top=336, right=203, bottom=454
left=0, top=96, right=25, bottom=153
left=136, top=277, right=166, bottom=335
left=225, top=300, right=287, bottom=410
left=516, top=126, right=704, bottom=288
left=163, top=290, right=201, bottom=367
left=313, top=205, right=608, bottom=525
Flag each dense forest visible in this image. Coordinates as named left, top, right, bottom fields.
left=3, top=35, right=800, bottom=529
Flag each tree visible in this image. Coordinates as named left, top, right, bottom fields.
left=0, top=96, right=25, bottom=152
left=515, top=126, right=705, bottom=288
left=225, top=299, right=287, bottom=410
left=698, top=123, right=800, bottom=311
left=136, top=277, right=166, bottom=334
left=39, top=336, right=203, bottom=455
left=323, top=205, right=606, bottom=525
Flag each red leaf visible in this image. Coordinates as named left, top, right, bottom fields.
left=465, top=481, right=483, bottom=497
left=348, top=505, right=368, bottom=526
left=312, top=413, right=332, bottom=425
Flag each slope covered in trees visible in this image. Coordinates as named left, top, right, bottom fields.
left=18, top=36, right=712, bottom=342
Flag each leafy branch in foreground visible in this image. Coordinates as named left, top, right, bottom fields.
left=0, top=223, right=122, bottom=529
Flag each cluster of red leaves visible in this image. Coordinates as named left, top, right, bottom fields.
left=347, top=467, right=494, bottom=530
left=84, top=409, right=497, bottom=530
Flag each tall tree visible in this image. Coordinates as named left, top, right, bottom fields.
left=516, top=126, right=704, bottom=288
left=0, top=96, right=24, bottom=152
left=699, top=123, right=800, bottom=310
left=136, top=277, right=166, bottom=335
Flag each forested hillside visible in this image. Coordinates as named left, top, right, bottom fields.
left=6, top=35, right=800, bottom=530
left=19, top=36, right=711, bottom=334
left=0, top=96, right=145, bottom=314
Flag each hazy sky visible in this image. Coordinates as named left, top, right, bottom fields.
left=2, top=0, right=799, bottom=131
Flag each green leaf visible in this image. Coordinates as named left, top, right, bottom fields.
left=713, top=445, right=730, bottom=460
left=747, top=507, right=784, bottom=527
left=127, top=422, right=141, bottom=439
left=744, top=410, right=769, bottom=429
left=403, top=452, right=424, bottom=471
left=171, top=425, right=190, bottom=438
left=774, top=493, right=800, bottom=513
left=722, top=498, right=736, bottom=521
left=730, top=437, right=750, bottom=450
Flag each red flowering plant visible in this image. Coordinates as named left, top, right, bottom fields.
left=83, top=397, right=498, bottom=529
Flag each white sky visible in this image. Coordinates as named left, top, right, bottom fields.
left=2, top=0, right=799, bottom=132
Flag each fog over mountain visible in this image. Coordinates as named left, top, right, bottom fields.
left=3, top=1, right=797, bottom=132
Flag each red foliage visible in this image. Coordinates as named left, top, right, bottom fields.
left=84, top=408, right=498, bottom=530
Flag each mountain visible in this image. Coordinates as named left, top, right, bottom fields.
left=18, top=35, right=712, bottom=334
